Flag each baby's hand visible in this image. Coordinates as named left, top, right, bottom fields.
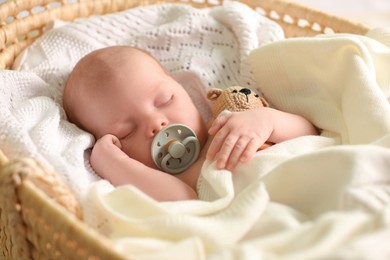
left=92, top=134, right=122, bottom=157
left=206, top=109, right=273, bottom=170
left=90, top=134, right=124, bottom=179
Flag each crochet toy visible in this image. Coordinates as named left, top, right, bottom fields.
left=207, top=86, right=273, bottom=149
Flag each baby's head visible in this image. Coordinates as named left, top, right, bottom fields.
left=63, top=46, right=207, bottom=169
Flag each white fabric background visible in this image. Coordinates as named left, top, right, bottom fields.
left=294, top=0, right=390, bottom=27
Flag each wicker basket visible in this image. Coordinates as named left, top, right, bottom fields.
left=0, top=0, right=369, bottom=259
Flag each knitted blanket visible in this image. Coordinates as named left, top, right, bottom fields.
left=0, top=2, right=284, bottom=200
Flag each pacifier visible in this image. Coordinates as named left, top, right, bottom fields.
left=151, top=124, right=200, bottom=175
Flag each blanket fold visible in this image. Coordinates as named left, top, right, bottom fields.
left=249, top=32, right=390, bottom=145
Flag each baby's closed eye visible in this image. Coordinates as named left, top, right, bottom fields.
left=155, top=93, right=174, bottom=107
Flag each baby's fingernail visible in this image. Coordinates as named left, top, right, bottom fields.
left=217, top=161, right=225, bottom=169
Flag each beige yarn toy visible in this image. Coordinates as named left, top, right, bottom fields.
left=207, top=86, right=269, bottom=116
left=207, top=86, right=273, bottom=149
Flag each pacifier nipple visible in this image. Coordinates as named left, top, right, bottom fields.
left=151, top=124, right=200, bottom=174
left=167, top=140, right=186, bottom=158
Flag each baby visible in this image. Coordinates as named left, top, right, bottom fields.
left=63, top=46, right=318, bottom=202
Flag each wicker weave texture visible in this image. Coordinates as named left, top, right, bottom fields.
left=0, top=0, right=369, bottom=259
left=1, top=158, right=125, bottom=260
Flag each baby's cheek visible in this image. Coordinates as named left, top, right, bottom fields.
left=118, top=140, right=132, bottom=156
left=122, top=140, right=151, bottom=163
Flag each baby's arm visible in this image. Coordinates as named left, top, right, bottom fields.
left=207, top=107, right=318, bottom=170
left=90, top=134, right=198, bottom=201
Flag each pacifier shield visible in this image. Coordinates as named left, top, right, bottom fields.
left=151, top=124, right=200, bottom=174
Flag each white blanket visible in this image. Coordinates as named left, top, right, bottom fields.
left=0, top=2, right=283, bottom=200
left=84, top=28, right=390, bottom=259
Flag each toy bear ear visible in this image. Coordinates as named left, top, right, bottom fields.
left=207, top=88, right=223, bottom=101
left=260, top=97, right=269, bottom=107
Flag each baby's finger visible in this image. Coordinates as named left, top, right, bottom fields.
left=225, top=136, right=252, bottom=170
left=240, top=138, right=262, bottom=162
left=208, top=111, right=231, bottom=135
left=206, top=128, right=229, bottom=161
left=216, top=134, right=239, bottom=169
left=110, top=135, right=122, bottom=149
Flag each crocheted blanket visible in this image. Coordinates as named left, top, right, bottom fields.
left=85, top=28, right=390, bottom=259
left=0, top=2, right=283, bottom=200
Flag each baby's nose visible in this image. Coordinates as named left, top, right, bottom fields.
left=151, top=121, right=167, bottom=137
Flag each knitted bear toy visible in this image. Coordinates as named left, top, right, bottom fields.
left=207, top=86, right=269, bottom=116
left=207, top=86, right=273, bottom=149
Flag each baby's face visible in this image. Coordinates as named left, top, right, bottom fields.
left=71, top=47, right=208, bottom=169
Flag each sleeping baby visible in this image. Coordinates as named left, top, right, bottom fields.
left=63, top=45, right=318, bottom=202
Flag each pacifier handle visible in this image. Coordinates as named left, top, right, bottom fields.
left=151, top=124, right=200, bottom=175
left=165, top=139, right=186, bottom=158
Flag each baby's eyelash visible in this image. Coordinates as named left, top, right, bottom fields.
left=167, top=95, right=174, bottom=104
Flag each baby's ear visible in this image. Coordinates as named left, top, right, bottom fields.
left=207, top=88, right=223, bottom=101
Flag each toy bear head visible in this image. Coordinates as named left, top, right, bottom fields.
left=207, top=86, right=269, bottom=117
